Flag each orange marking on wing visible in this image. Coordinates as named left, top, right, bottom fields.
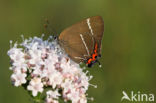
left=87, top=43, right=98, bottom=64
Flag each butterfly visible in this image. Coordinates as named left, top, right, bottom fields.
left=59, top=16, right=104, bottom=67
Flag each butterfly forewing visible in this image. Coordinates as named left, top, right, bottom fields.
left=59, top=16, right=104, bottom=63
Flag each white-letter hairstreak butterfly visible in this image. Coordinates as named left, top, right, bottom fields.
left=59, top=16, right=104, bottom=67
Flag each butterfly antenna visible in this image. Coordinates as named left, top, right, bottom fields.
left=43, top=18, right=57, bottom=36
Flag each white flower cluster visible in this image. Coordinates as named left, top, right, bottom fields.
left=8, top=35, right=95, bottom=103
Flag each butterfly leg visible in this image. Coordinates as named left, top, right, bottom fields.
left=96, top=60, right=102, bottom=68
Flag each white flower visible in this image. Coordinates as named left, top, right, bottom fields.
left=79, top=97, right=87, bottom=103
left=27, top=77, right=43, bottom=96
left=47, top=52, right=59, bottom=64
left=67, top=88, right=80, bottom=103
left=46, top=90, right=60, bottom=103
left=8, top=47, right=27, bottom=72
left=61, top=79, right=73, bottom=93
left=28, top=49, right=43, bottom=65
left=46, top=90, right=60, bottom=99
left=8, top=36, right=94, bottom=102
left=61, top=58, right=73, bottom=73
left=79, top=73, right=89, bottom=90
left=32, top=66, right=43, bottom=77
left=8, top=48, right=25, bottom=63
left=42, top=67, right=55, bottom=78
left=49, top=72, right=63, bottom=88
left=11, top=72, right=27, bottom=87
left=12, top=63, right=27, bottom=73
left=46, top=98, right=59, bottom=103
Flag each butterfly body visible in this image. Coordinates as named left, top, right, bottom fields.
left=59, top=16, right=104, bottom=67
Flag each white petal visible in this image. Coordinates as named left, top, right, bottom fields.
left=32, top=91, right=38, bottom=96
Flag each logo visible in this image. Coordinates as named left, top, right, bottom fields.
left=121, top=91, right=154, bottom=102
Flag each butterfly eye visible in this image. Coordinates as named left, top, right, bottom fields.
left=54, top=36, right=57, bottom=40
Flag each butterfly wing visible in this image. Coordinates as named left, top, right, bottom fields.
left=59, top=16, right=104, bottom=63
left=59, top=20, right=94, bottom=63
left=87, top=16, right=104, bottom=54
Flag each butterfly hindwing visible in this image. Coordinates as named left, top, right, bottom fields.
left=87, top=16, right=104, bottom=54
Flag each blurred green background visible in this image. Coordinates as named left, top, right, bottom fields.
left=0, top=0, right=156, bottom=103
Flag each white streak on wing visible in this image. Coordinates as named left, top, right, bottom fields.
left=84, top=54, right=89, bottom=57
left=74, top=57, right=85, bottom=60
left=80, top=34, right=90, bottom=56
left=87, top=18, right=94, bottom=35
